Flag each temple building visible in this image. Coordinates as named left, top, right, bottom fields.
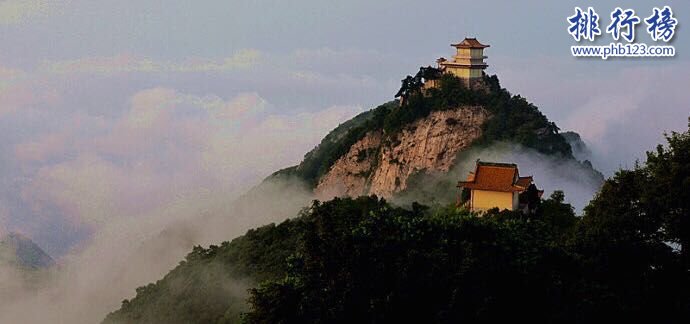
left=457, top=161, right=543, bottom=213
left=438, top=38, right=489, bottom=85
left=399, top=37, right=490, bottom=105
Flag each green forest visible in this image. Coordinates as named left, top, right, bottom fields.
left=104, top=119, right=690, bottom=323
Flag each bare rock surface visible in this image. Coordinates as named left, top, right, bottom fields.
left=316, top=106, right=489, bottom=199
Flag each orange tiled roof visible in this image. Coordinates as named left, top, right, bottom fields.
left=515, top=176, right=533, bottom=189
left=457, top=161, right=526, bottom=192
left=451, top=38, right=490, bottom=49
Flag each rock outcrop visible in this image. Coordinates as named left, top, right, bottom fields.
left=315, top=106, right=489, bottom=199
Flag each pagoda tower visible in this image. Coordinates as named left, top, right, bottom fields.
left=438, top=38, right=489, bottom=85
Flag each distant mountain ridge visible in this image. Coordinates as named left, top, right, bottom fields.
left=0, top=232, right=55, bottom=269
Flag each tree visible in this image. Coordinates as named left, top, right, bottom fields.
left=524, top=183, right=542, bottom=212
left=394, top=75, right=416, bottom=99
left=538, top=190, right=576, bottom=238
left=570, top=119, right=690, bottom=321
left=582, top=118, right=690, bottom=268
left=416, top=66, right=442, bottom=81
left=644, top=118, right=690, bottom=267
left=395, top=66, right=442, bottom=103
left=246, top=197, right=578, bottom=323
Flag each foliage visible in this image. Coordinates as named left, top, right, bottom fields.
left=102, top=219, right=305, bottom=324
left=578, top=118, right=690, bottom=263
left=246, top=191, right=689, bottom=323
left=391, top=71, right=572, bottom=157
left=644, top=119, right=690, bottom=266
left=537, top=190, right=577, bottom=238
left=568, top=120, right=690, bottom=322
left=395, top=66, right=442, bottom=99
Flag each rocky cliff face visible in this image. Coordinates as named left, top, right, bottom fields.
left=315, top=106, right=489, bottom=199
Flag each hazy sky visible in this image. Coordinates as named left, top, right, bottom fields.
left=1, top=0, right=688, bottom=256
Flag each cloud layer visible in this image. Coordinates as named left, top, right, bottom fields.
left=495, top=57, right=689, bottom=175
left=13, top=86, right=360, bottom=242
left=0, top=85, right=359, bottom=323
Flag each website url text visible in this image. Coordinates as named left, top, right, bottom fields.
left=571, top=43, right=675, bottom=59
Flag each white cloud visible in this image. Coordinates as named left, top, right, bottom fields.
left=18, top=88, right=361, bottom=228
left=558, top=64, right=690, bottom=174
left=1, top=87, right=361, bottom=322
left=14, top=131, right=69, bottom=162
left=0, top=81, right=61, bottom=117
left=563, top=93, right=643, bottom=145
left=495, top=54, right=690, bottom=176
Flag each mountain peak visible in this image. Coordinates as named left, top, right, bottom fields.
left=0, top=232, right=55, bottom=269
left=270, top=73, right=602, bottom=203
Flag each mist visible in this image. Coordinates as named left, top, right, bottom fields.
left=395, top=142, right=604, bottom=214
left=0, top=87, right=353, bottom=323
left=0, top=172, right=318, bottom=323
left=0, top=135, right=607, bottom=323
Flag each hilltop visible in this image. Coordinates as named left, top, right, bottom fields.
left=270, top=73, right=602, bottom=203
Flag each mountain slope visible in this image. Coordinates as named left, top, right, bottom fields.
left=106, top=189, right=690, bottom=323
left=103, top=218, right=303, bottom=324
left=0, top=232, right=55, bottom=269
left=103, top=72, right=606, bottom=323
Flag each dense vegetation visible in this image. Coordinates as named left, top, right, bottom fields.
left=389, top=72, right=571, bottom=159
left=280, top=71, right=573, bottom=186
left=105, top=120, right=690, bottom=324
left=103, top=221, right=304, bottom=324
left=247, top=120, right=690, bottom=323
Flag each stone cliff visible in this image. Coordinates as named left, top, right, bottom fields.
left=315, top=106, right=489, bottom=199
